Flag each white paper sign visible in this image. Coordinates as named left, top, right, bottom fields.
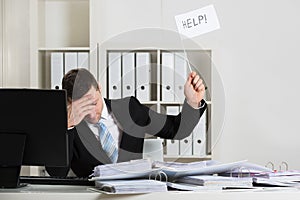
left=175, top=5, right=220, bottom=38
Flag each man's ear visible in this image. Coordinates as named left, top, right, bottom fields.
left=67, top=97, right=72, bottom=105
left=98, top=83, right=102, bottom=93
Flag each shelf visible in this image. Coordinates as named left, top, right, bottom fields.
left=139, top=101, right=160, bottom=105
left=39, top=47, right=90, bottom=51
left=164, top=155, right=212, bottom=163
left=159, top=102, right=183, bottom=105
left=104, top=49, right=212, bottom=161
left=164, top=155, right=212, bottom=159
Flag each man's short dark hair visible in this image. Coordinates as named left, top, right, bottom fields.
left=62, top=68, right=99, bottom=101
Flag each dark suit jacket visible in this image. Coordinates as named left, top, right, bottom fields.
left=47, top=96, right=207, bottom=177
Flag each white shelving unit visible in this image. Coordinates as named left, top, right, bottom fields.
left=104, top=49, right=212, bottom=161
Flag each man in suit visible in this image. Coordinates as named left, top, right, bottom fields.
left=54, top=68, right=207, bottom=177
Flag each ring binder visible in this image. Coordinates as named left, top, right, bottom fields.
left=265, top=161, right=275, bottom=171
left=238, top=167, right=251, bottom=178
left=279, top=161, right=289, bottom=171
left=149, top=171, right=168, bottom=182
left=229, top=166, right=251, bottom=178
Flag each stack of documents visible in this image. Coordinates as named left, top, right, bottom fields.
left=94, top=179, right=167, bottom=194
left=91, top=159, right=156, bottom=180
left=253, top=171, right=300, bottom=187
left=153, top=160, right=248, bottom=180
left=175, top=175, right=253, bottom=188
left=153, top=160, right=221, bottom=171
left=219, top=162, right=273, bottom=178
left=90, top=159, right=300, bottom=193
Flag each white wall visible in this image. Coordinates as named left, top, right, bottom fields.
left=93, top=0, right=300, bottom=169
left=1, top=0, right=30, bottom=87
left=163, top=0, right=300, bottom=169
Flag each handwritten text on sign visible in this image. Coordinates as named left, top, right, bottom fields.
left=175, top=5, right=220, bottom=38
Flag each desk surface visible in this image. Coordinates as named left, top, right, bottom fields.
left=1, top=185, right=300, bottom=200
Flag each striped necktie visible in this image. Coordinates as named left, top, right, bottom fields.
left=95, top=121, right=118, bottom=163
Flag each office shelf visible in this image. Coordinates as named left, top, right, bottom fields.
left=104, top=49, right=212, bottom=160
left=39, top=47, right=90, bottom=51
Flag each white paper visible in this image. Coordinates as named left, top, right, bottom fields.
left=155, top=160, right=248, bottom=179
left=94, top=179, right=167, bottom=194
left=175, top=4, right=220, bottom=38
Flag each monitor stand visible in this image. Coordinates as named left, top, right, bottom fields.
left=0, top=133, right=27, bottom=188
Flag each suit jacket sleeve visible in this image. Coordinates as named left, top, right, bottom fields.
left=127, top=97, right=207, bottom=140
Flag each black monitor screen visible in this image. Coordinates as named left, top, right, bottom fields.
left=0, top=89, right=68, bottom=167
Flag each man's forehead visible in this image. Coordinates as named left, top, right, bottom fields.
left=86, top=86, right=100, bottom=96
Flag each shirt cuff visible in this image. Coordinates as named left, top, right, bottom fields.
left=186, top=99, right=206, bottom=109
left=199, top=99, right=206, bottom=109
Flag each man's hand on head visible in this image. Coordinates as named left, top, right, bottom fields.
left=67, top=94, right=96, bottom=128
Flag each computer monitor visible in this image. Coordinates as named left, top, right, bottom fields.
left=0, top=89, right=69, bottom=188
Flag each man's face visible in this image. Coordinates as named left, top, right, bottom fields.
left=84, top=86, right=103, bottom=124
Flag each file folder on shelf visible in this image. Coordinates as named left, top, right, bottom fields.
left=192, top=110, right=207, bottom=156
left=136, top=52, right=151, bottom=102
left=166, top=106, right=180, bottom=156
left=77, top=52, right=89, bottom=69
left=179, top=106, right=192, bottom=156
left=174, top=52, right=188, bottom=102
left=180, top=135, right=193, bottom=156
left=108, top=52, right=122, bottom=99
left=161, top=52, right=175, bottom=102
left=64, top=52, right=78, bottom=74
left=122, top=52, right=135, bottom=97
left=50, top=52, right=64, bottom=89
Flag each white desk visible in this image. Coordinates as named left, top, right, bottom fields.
left=1, top=185, right=300, bottom=200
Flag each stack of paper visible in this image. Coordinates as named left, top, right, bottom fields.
left=175, top=175, right=253, bottom=188
left=153, top=160, right=221, bottom=171
left=253, top=171, right=300, bottom=187
left=94, top=179, right=167, bottom=194
left=219, top=162, right=273, bottom=178
left=153, top=160, right=248, bottom=180
left=252, top=177, right=300, bottom=187
left=166, top=182, right=223, bottom=191
left=91, top=159, right=156, bottom=180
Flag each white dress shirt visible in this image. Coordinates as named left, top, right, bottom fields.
left=87, top=98, right=122, bottom=149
